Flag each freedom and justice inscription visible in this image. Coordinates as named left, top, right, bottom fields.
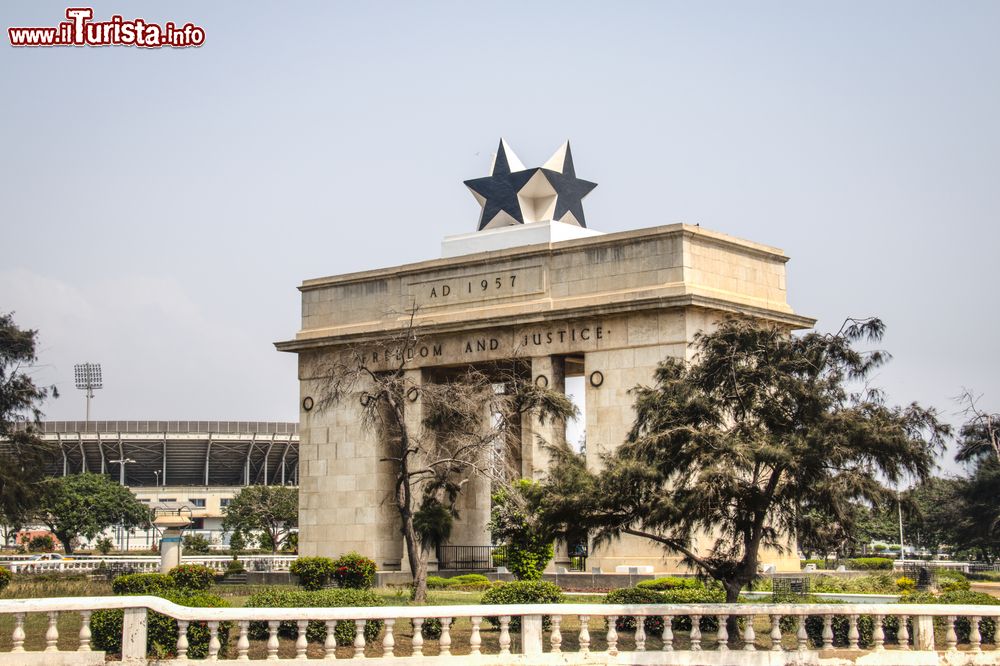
left=360, top=322, right=612, bottom=367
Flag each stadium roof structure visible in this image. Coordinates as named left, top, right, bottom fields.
left=11, top=421, right=299, bottom=487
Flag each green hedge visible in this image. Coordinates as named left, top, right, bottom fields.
left=847, top=557, right=894, bottom=571
left=244, top=588, right=383, bottom=645
left=636, top=577, right=703, bottom=591
left=332, top=552, right=376, bottom=589
left=111, top=573, right=175, bottom=596
left=91, top=591, right=232, bottom=659
left=481, top=581, right=563, bottom=631
left=290, top=557, right=336, bottom=591
left=427, top=574, right=492, bottom=590
left=168, top=564, right=215, bottom=591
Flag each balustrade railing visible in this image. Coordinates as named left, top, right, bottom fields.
left=2, top=554, right=296, bottom=574
left=0, top=598, right=997, bottom=663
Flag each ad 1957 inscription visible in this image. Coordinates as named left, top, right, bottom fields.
left=406, top=265, right=544, bottom=308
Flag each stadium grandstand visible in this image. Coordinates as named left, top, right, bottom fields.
left=6, top=421, right=298, bottom=551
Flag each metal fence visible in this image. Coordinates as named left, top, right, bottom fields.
left=436, top=545, right=507, bottom=570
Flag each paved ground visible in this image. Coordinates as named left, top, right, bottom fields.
left=971, top=582, right=1000, bottom=598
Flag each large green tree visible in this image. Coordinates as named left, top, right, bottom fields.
left=0, top=313, right=57, bottom=529
left=541, top=318, right=948, bottom=603
left=36, top=473, right=151, bottom=554
left=950, top=400, right=1000, bottom=562
left=221, top=485, right=298, bottom=554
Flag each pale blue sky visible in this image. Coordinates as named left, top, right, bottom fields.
left=2, top=2, right=997, bottom=473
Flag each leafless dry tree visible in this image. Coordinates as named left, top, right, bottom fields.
left=956, top=388, right=999, bottom=463
left=312, top=310, right=576, bottom=601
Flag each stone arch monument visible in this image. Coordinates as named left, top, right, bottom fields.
left=276, top=141, right=814, bottom=574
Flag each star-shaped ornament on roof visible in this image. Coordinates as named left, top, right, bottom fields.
left=464, top=140, right=598, bottom=231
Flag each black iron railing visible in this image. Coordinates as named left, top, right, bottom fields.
left=436, top=545, right=507, bottom=570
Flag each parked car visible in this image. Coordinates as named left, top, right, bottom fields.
left=27, top=553, right=74, bottom=561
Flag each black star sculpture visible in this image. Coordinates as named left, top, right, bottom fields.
left=465, top=139, right=598, bottom=231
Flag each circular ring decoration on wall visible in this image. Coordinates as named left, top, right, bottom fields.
left=406, top=387, right=420, bottom=402
left=359, top=393, right=372, bottom=407
left=589, top=370, right=604, bottom=388
left=535, top=375, right=549, bottom=388
left=302, top=396, right=314, bottom=412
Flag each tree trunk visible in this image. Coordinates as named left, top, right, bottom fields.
left=403, top=515, right=428, bottom=602
left=60, top=533, right=73, bottom=555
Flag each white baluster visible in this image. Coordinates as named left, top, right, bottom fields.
left=796, top=616, right=808, bottom=651
left=267, top=620, right=280, bottom=660
left=743, top=614, right=756, bottom=651
left=771, top=614, right=782, bottom=651
left=690, top=615, right=702, bottom=651
left=207, top=621, right=221, bottom=661
left=12, top=613, right=25, bottom=652
left=45, top=611, right=59, bottom=652
left=606, top=616, right=619, bottom=656
left=411, top=618, right=424, bottom=657
left=579, top=615, right=590, bottom=654
left=499, top=616, right=512, bottom=656
left=439, top=617, right=452, bottom=656
left=324, top=620, right=337, bottom=658
left=822, top=615, right=834, bottom=649
left=354, top=619, right=366, bottom=658
left=296, top=620, right=309, bottom=659
left=717, top=615, right=729, bottom=651
left=661, top=616, right=673, bottom=651
left=176, top=620, right=190, bottom=660
left=946, top=615, right=957, bottom=652
left=872, top=614, right=884, bottom=651
left=78, top=610, right=92, bottom=652
left=548, top=615, right=560, bottom=654
left=897, top=615, right=910, bottom=650
left=635, top=615, right=646, bottom=651
left=969, top=616, right=982, bottom=653
left=236, top=621, right=250, bottom=661
left=848, top=614, right=860, bottom=650
left=383, top=618, right=395, bottom=657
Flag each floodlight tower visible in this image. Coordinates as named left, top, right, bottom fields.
left=74, top=363, right=103, bottom=427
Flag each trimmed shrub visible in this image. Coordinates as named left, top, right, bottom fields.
left=92, top=591, right=232, bottom=659
left=482, top=580, right=563, bottom=631
left=244, top=588, right=383, bottom=645
left=168, top=564, right=214, bottom=591
left=427, top=574, right=492, bottom=590
left=28, top=534, right=55, bottom=552
left=937, top=570, right=971, bottom=593
left=637, top=577, right=704, bottom=591
left=290, top=557, right=337, bottom=591
left=809, top=573, right=899, bottom=595
left=848, top=557, right=894, bottom=571
left=112, top=573, right=176, bottom=596
left=895, top=577, right=916, bottom=594
left=604, top=586, right=724, bottom=634
left=605, top=586, right=665, bottom=634
left=0, top=567, right=10, bottom=591
left=332, top=552, right=376, bottom=589
left=225, top=558, right=246, bottom=575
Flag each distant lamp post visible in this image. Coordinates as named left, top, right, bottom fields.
left=110, top=457, right=136, bottom=486
left=74, top=363, right=103, bottom=427
left=153, top=469, right=162, bottom=487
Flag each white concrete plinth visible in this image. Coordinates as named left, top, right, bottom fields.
left=159, top=528, right=183, bottom=574
left=441, top=219, right=604, bottom=258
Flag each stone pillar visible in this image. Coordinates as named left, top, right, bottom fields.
left=159, top=528, right=183, bottom=573
left=522, top=356, right=566, bottom=480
